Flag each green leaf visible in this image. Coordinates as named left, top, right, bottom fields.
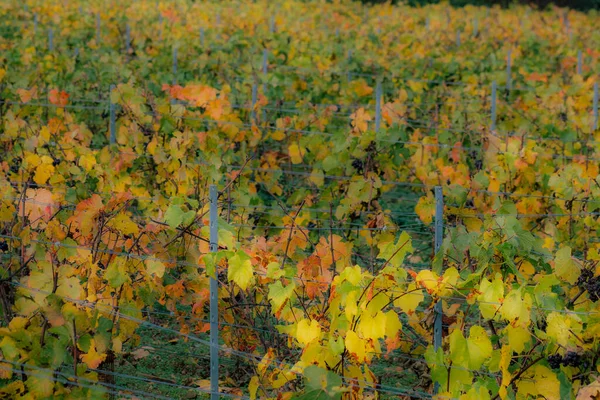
left=377, top=231, right=413, bottom=269
left=104, top=259, right=130, bottom=288
left=425, top=346, right=448, bottom=388
left=449, top=326, right=493, bottom=370
left=268, top=280, right=296, bottom=313
left=293, top=365, right=342, bottom=400
left=25, top=370, right=54, bottom=398
left=164, top=204, right=195, bottom=228
left=0, top=336, right=20, bottom=359
left=57, top=238, right=78, bottom=261
left=77, top=333, right=92, bottom=352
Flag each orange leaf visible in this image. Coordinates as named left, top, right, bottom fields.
left=49, top=89, right=69, bottom=107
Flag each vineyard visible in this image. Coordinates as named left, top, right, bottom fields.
left=0, top=0, right=599, bottom=399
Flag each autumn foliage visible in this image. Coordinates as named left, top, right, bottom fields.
left=0, top=0, right=600, bottom=399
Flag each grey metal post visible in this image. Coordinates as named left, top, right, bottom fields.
left=262, top=50, right=268, bottom=75
left=456, top=30, right=461, bottom=47
left=433, top=186, right=444, bottom=394
left=209, top=185, right=219, bottom=400
left=593, top=82, right=598, bottom=131
left=109, top=85, right=116, bottom=144
left=491, top=81, right=497, bottom=131
left=172, top=47, right=178, bottom=85
left=473, top=17, right=478, bottom=37
left=347, top=50, right=353, bottom=82
left=262, top=50, right=268, bottom=121
left=269, top=16, right=275, bottom=33
left=34, top=13, right=38, bottom=35
left=96, top=13, right=101, bottom=44
left=48, top=29, right=53, bottom=51
left=251, top=83, right=258, bottom=123
left=506, top=49, right=512, bottom=91
left=159, top=16, right=163, bottom=41
left=577, top=50, right=582, bottom=75
left=375, top=80, right=382, bottom=133
left=434, top=187, right=444, bottom=254
left=126, top=24, right=131, bottom=53
left=425, top=17, right=430, bottom=31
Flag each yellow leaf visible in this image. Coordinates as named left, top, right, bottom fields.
left=34, top=164, right=54, bottom=185
left=80, top=339, right=107, bottom=369
left=516, top=364, right=560, bottom=400
left=498, top=344, right=512, bottom=399
left=339, top=265, right=362, bottom=286
left=504, top=325, right=530, bottom=353
left=296, top=319, right=321, bottom=345
left=249, top=376, right=259, bottom=400
left=358, top=311, right=386, bottom=340
left=345, top=330, right=366, bottom=362
left=415, top=194, right=435, bottom=225
left=500, top=289, right=531, bottom=324
left=478, top=276, right=504, bottom=320
left=546, top=312, right=582, bottom=347
left=79, top=153, right=97, bottom=172
left=146, top=259, right=166, bottom=278
left=350, top=108, right=372, bottom=133
left=393, top=282, right=423, bottom=314
left=108, top=213, right=139, bottom=236
left=227, top=251, right=254, bottom=290
left=288, top=143, right=303, bottom=164
left=460, top=386, right=491, bottom=400
left=554, top=246, right=580, bottom=284
left=385, top=311, right=402, bottom=338
left=345, top=290, right=359, bottom=321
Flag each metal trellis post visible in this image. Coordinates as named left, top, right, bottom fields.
left=577, top=50, right=582, bottom=75
left=491, top=81, right=497, bottom=131
left=126, top=24, right=131, bottom=54
left=172, top=47, right=178, bottom=85
left=593, top=82, right=598, bottom=132
left=375, top=80, right=382, bottom=133
left=347, top=50, right=353, bottom=82
left=48, top=29, right=53, bottom=51
left=209, top=185, right=219, bottom=400
left=109, top=85, right=116, bottom=144
left=506, top=49, right=512, bottom=91
left=251, top=83, right=258, bottom=124
left=262, top=50, right=268, bottom=121
left=96, top=13, right=101, bottom=44
left=433, top=186, right=444, bottom=395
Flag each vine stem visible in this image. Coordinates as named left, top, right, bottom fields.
left=491, top=355, right=544, bottom=400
